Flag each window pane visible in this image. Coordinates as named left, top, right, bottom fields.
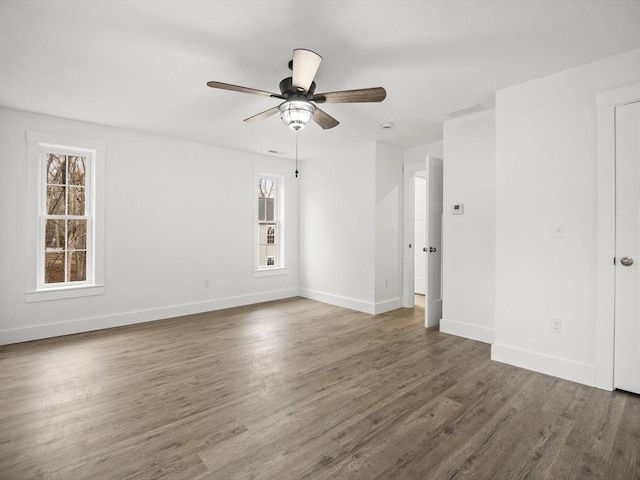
left=47, top=154, right=66, bottom=184
left=45, top=251, right=65, bottom=283
left=68, top=186, right=85, bottom=215
left=67, top=156, right=86, bottom=186
left=259, top=178, right=275, bottom=198
left=265, top=198, right=275, bottom=221
left=45, top=219, right=66, bottom=249
left=46, top=186, right=66, bottom=215
left=68, top=220, right=87, bottom=249
left=258, top=178, right=276, bottom=221
left=259, top=244, right=267, bottom=267
left=258, top=198, right=275, bottom=221
left=68, top=251, right=87, bottom=282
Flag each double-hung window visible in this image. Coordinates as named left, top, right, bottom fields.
left=25, top=131, right=105, bottom=302
left=42, top=150, right=91, bottom=286
left=255, top=172, right=286, bottom=274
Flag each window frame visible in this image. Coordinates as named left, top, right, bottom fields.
left=39, top=146, right=93, bottom=289
left=25, top=131, right=105, bottom=302
left=254, top=168, right=288, bottom=277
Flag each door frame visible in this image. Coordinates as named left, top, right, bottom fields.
left=402, top=160, right=427, bottom=307
left=596, top=82, right=640, bottom=390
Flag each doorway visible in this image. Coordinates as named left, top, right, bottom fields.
left=402, top=156, right=443, bottom=328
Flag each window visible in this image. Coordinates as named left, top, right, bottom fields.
left=25, top=131, right=105, bottom=302
left=42, top=151, right=90, bottom=285
left=256, top=173, right=286, bottom=273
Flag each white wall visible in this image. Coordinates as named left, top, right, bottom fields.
left=441, top=110, right=496, bottom=343
left=374, top=142, right=404, bottom=310
left=492, top=49, right=640, bottom=386
left=0, top=108, right=299, bottom=344
left=404, top=141, right=443, bottom=165
left=298, top=143, right=376, bottom=311
left=299, top=141, right=404, bottom=314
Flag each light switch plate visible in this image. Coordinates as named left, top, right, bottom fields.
left=552, top=223, right=564, bottom=238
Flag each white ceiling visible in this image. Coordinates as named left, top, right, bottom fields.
left=1, top=0, right=639, bottom=160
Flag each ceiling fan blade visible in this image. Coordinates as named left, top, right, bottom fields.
left=244, top=106, right=280, bottom=123
left=313, top=107, right=339, bottom=129
left=292, top=49, right=322, bottom=93
left=207, top=81, right=283, bottom=99
left=313, top=87, right=386, bottom=104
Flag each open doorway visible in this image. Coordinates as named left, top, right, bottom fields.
left=402, top=157, right=443, bottom=327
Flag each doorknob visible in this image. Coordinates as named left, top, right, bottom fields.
left=429, top=247, right=437, bottom=253
left=423, top=247, right=427, bottom=252
left=620, top=256, right=634, bottom=266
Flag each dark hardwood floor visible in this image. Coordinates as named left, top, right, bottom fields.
left=0, top=297, right=638, bottom=479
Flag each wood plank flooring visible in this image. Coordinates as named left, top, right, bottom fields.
left=0, top=297, right=638, bottom=479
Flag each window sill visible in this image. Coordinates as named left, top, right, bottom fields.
left=25, top=285, right=105, bottom=303
left=253, top=267, right=289, bottom=278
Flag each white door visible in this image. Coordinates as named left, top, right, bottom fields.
left=614, top=100, right=640, bottom=394
left=425, top=156, right=443, bottom=327
left=414, top=175, right=426, bottom=295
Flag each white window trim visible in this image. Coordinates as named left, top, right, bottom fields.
left=253, top=166, right=288, bottom=277
left=25, top=131, right=105, bottom=303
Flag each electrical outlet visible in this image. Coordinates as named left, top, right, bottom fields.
left=203, top=279, right=210, bottom=288
left=550, top=318, right=562, bottom=334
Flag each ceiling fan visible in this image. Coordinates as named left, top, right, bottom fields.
left=207, top=49, right=386, bottom=131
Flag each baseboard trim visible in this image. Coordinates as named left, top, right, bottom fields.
left=440, top=318, right=494, bottom=344
left=298, top=288, right=403, bottom=315
left=298, top=288, right=376, bottom=314
left=491, top=343, right=596, bottom=387
left=374, top=298, right=404, bottom=314
left=0, top=288, right=299, bottom=345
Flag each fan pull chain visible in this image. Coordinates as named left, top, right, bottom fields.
left=295, top=131, right=299, bottom=178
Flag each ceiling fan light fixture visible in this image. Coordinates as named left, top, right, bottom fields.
left=207, top=48, right=386, bottom=131
left=279, top=100, right=315, bottom=131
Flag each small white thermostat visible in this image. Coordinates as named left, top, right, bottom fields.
left=452, top=203, right=464, bottom=215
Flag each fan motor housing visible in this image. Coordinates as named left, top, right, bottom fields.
left=279, top=77, right=316, bottom=98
